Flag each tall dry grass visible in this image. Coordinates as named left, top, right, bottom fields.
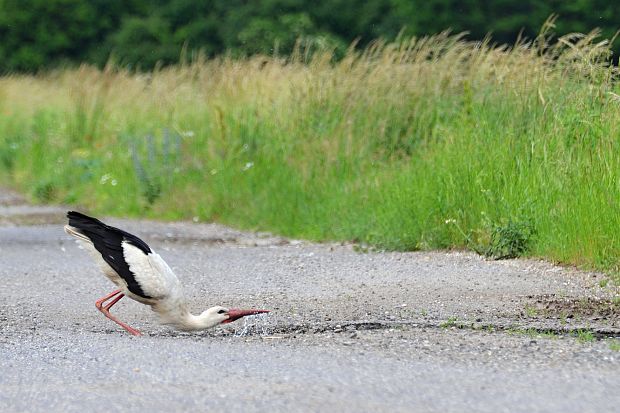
left=2, top=18, right=620, bottom=275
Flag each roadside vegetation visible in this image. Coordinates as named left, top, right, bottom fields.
left=1, top=19, right=620, bottom=277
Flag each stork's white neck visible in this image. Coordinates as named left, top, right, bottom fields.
left=178, top=311, right=222, bottom=331
left=151, top=302, right=223, bottom=331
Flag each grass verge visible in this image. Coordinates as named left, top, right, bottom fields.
left=1, top=19, right=620, bottom=276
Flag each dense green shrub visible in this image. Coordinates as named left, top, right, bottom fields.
left=0, top=0, right=618, bottom=72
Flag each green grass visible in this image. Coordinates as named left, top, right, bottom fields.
left=524, top=305, right=539, bottom=318
left=440, top=317, right=460, bottom=328
left=2, top=21, right=620, bottom=275
left=574, top=329, right=596, bottom=343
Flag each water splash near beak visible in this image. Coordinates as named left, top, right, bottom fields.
left=233, top=313, right=271, bottom=337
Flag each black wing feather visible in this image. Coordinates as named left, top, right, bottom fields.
left=67, top=211, right=152, bottom=299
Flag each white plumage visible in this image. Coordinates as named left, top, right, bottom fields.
left=122, top=242, right=176, bottom=300
left=65, top=211, right=268, bottom=336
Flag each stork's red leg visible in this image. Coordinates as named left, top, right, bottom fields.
left=95, top=289, right=142, bottom=336
left=95, top=289, right=122, bottom=307
left=103, top=294, right=124, bottom=311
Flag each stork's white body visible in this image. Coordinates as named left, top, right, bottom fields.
left=64, top=211, right=268, bottom=335
left=75, top=236, right=173, bottom=305
left=69, top=230, right=186, bottom=324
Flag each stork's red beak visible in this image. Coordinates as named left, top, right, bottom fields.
left=223, top=309, right=270, bottom=324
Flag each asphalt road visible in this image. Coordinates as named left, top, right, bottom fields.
left=1, top=189, right=619, bottom=412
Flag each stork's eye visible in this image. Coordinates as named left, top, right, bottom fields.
left=217, top=309, right=226, bottom=314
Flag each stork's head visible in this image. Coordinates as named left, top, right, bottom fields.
left=202, top=306, right=270, bottom=327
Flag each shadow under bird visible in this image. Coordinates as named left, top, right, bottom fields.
left=64, top=211, right=269, bottom=336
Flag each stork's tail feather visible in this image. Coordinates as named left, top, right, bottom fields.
left=65, top=210, right=152, bottom=254
left=67, top=211, right=107, bottom=229
left=65, top=211, right=108, bottom=244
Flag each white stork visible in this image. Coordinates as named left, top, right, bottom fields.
left=65, top=211, right=268, bottom=336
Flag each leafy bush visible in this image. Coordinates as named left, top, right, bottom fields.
left=485, top=219, right=536, bottom=260
left=1, top=1, right=620, bottom=72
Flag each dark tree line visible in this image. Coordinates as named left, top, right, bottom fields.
left=0, top=0, right=618, bottom=72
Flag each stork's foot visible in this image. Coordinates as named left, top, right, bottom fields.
left=95, top=289, right=142, bottom=336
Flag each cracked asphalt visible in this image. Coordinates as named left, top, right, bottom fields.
left=1, top=188, right=619, bottom=412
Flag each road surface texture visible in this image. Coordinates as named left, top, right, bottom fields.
left=1, top=188, right=619, bottom=412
